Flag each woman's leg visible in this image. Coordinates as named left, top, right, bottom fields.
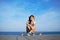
left=29, top=29, right=35, bottom=36
left=26, top=26, right=35, bottom=36
left=30, top=29, right=34, bottom=33
left=26, top=26, right=32, bottom=36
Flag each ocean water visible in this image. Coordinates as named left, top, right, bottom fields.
left=0, top=32, right=60, bottom=36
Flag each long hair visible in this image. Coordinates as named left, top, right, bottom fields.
left=28, top=15, right=34, bottom=24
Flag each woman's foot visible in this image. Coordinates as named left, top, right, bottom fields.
left=27, top=32, right=31, bottom=36
left=32, top=33, right=35, bottom=36
left=27, top=33, right=30, bottom=36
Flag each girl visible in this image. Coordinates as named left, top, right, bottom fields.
left=26, top=15, right=36, bottom=36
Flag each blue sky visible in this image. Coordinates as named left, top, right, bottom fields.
left=0, top=0, right=60, bottom=32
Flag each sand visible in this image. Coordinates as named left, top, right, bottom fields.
left=0, top=35, right=60, bottom=40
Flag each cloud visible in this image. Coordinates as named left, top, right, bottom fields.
left=0, top=19, right=26, bottom=32
left=0, top=0, right=60, bottom=32
left=35, top=10, right=60, bottom=32
left=0, top=2, right=34, bottom=32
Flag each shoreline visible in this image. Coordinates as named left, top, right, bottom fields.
left=0, top=35, right=60, bottom=40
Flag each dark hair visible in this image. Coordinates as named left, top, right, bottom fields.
left=28, top=15, right=34, bottom=24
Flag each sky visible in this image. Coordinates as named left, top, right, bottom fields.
left=0, top=0, right=60, bottom=32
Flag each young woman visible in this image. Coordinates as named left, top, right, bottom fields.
left=26, top=15, right=36, bottom=36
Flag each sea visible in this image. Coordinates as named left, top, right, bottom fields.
left=0, top=32, right=60, bottom=36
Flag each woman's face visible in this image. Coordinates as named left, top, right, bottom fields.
left=30, top=16, right=34, bottom=21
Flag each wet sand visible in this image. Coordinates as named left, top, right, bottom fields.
left=0, top=35, right=60, bottom=40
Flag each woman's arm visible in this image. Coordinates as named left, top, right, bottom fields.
left=26, top=21, right=31, bottom=30
left=29, top=23, right=36, bottom=33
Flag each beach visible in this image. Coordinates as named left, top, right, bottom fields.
left=0, top=35, right=60, bottom=40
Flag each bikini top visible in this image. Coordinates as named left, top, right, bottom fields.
left=30, top=21, right=35, bottom=27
